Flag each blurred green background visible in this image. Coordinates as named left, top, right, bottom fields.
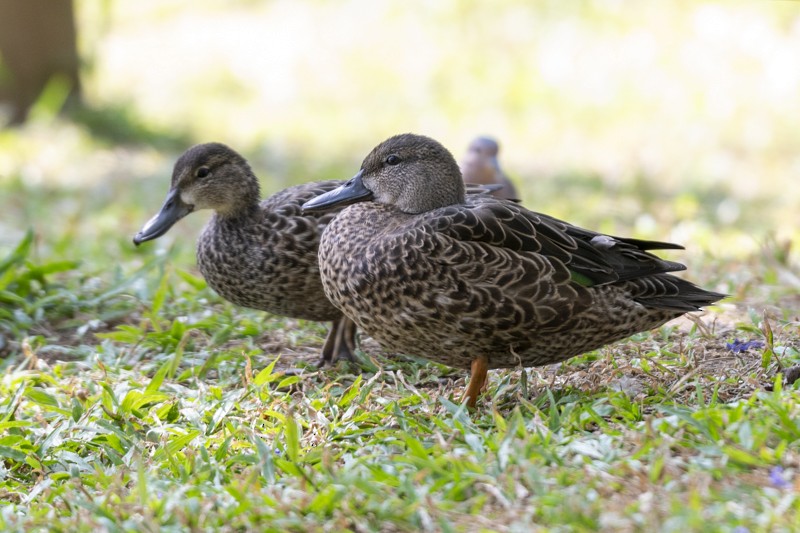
left=1, top=0, right=799, bottom=282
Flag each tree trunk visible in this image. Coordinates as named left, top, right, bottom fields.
left=0, top=0, right=81, bottom=124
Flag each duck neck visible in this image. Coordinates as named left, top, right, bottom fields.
left=215, top=178, right=261, bottom=219
left=216, top=200, right=260, bottom=221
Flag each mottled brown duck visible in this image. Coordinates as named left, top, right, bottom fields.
left=460, top=136, right=519, bottom=200
left=133, top=142, right=357, bottom=365
left=303, top=133, right=725, bottom=407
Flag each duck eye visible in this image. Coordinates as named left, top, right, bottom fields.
left=385, top=155, right=401, bottom=166
left=196, top=166, right=211, bottom=178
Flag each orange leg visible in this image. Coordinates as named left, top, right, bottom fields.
left=462, top=356, right=489, bottom=408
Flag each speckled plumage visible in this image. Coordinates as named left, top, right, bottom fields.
left=303, top=134, right=725, bottom=403
left=195, top=183, right=343, bottom=321
left=134, top=143, right=357, bottom=364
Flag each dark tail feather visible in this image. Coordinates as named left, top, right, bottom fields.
left=634, top=275, right=726, bottom=312
left=612, top=236, right=686, bottom=251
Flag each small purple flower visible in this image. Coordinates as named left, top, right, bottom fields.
left=769, top=466, right=791, bottom=489
left=726, top=339, right=765, bottom=353
left=732, top=527, right=750, bottom=533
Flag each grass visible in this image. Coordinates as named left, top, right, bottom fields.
left=3, top=1, right=800, bottom=524
left=1, top=124, right=800, bottom=531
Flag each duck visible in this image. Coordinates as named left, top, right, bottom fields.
left=460, top=136, right=519, bottom=200
left=133, top=142, right=357, bottom=365
left=302, top=133, right=725, bottom=407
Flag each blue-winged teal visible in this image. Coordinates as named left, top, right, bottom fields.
left=303, top=133, right=724, bottom=407
left=460, top=136, right=519, bottom=200
left=134, top=143, right=357, bottom=365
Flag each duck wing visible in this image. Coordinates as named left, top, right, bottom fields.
left=428, top=197, right=688, bottom=287
left=264, top=180, right=345, bottom=218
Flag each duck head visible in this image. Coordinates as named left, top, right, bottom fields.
left=133, top=143, right=261, bottom=245
left=467, top=136, right=500, bottom=159
left=303, top=133, right=465, bottom=215
left=461, top=136, right=501, bottom=180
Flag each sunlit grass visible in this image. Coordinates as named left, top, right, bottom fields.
left=1, top=124, right=799, bottom=528
left=1, top=227, right=799, bottom=529
left=2, top=1, right=800, bottom=529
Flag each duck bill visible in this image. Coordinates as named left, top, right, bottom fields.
left=133, top=189, right=193, bottom=245
left=302, top=170, right=373, bottom=213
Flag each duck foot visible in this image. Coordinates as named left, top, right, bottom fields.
left=462, top=355, right=489, bottom=408
left=318, top=316, right=358, bottom=367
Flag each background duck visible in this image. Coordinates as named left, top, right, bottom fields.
left=303, top=133, right=725, bottom=407
left=134, top=142, right=357, bottom=365
left=460, top=136, right=519, bottom=200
